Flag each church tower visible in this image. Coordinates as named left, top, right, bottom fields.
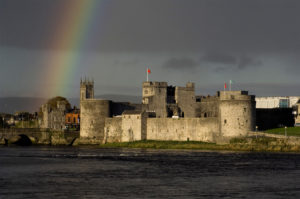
left=80, top=79, right=94, bottom=102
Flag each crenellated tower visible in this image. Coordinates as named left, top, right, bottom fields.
left=80, top=79, right=94, bottom=102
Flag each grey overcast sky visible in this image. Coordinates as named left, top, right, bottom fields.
left=1, top=0, right=300, bottom=98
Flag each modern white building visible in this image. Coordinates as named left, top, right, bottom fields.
left=256, top=96, right=300, bottom=109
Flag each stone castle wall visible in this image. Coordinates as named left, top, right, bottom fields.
left=103, top=117, right=220, bottom=143
left=104, top=117, right=122, bottom=143
left=146, top=117, right=219, bottom=142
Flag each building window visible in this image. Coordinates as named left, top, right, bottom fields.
left=224, top=119, right=227, bottom=124
left=68, top=117, right=71, bottom=122
left=279, top=99, right=289, bottom=108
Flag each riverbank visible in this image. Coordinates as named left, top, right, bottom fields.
left=99, top=137, right=300, bottom=152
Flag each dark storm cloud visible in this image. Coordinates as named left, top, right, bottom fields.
left=162, top=57, right=198, bottom=71
left=162, top=52, right=262, bottom=72
left=201, top=53, right=236, bottom=65
left=200, top=52, right=262, bottom=71
left=1, top=0, right=300, bottom=53
left=238, top=56, right=262, bottom=69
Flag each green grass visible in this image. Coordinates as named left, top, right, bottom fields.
left=99, top=139, right=300, bottom=152
left=264, top=127, right=300, bottom=137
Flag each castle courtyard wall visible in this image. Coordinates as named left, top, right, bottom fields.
left=146, top=118, right=219, bottom=142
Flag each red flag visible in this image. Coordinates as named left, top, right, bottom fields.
left=224, top=82, right=227, bottom=89
left=147, top=68, right=151, bottom=74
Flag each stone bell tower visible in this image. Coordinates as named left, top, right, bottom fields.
left=80, top=78, right=94, bottom=102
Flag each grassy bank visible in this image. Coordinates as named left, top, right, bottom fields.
left=264, top=127, right=300, bottom=137
left=99, top=138, right=300, bottom=152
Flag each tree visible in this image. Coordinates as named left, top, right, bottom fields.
left=46, top=96, right=71, bottom=110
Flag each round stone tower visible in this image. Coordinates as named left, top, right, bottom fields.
left=219, top=91, right=256, bottom=138
left=80, top=99, right=111, bottom=141
left=80, top=79, right=111, bottom=142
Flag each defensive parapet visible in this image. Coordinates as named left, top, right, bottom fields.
left=219, top=91, right=256, bottom=138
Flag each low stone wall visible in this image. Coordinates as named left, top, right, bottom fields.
left=146, top=118, right=220, bottom=142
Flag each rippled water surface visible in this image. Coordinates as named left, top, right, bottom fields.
left=1, top=146, right=300, bottom=198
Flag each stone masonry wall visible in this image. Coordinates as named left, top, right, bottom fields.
left=121, top=114, right=143, bottom=142
left=219, top=91, right=255, bottom=138
left=175, top=83, right=196, bottom=117
left=104, top=117, right=122, bottom=143
left=146, top=118, right=219, bottom=142
left=80, top=99, right=111, bottom=141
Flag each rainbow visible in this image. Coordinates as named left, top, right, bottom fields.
left=43, top=0, right=106, bottom=98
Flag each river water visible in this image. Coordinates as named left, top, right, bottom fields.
left=0, top=146, right=300, bottom=198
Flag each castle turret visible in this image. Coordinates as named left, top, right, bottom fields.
left=142, top=81, right=168, bottom=118
left=175, top=82, right=196, bottom=117
left=219, top=91, right=256, bottom=138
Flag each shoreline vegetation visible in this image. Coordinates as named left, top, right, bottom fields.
left=99, top=137, right=300, bottom=152
left=2, top=127, right=300, bottom=152
left=98, top=127, right=300, bottom=152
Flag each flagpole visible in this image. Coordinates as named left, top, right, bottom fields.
left=147, top=68, right=148, bottom=82
left=230, top=80, right=231, bottom=91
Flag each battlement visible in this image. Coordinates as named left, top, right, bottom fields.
left=143, top=81, right=168, bottom=88
left=219, top=91, right=253, bottom=101
left=80, top=78, right=94, bottom=101
left=80, top=79, right=94, bottom=86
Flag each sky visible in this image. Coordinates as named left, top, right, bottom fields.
left=1, top=0, right=300, bottom=98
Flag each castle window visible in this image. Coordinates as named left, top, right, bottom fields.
left=244, top=108, right=247, bottom=112
left=224, top=119, right=227, bottom=124
left=204, top=113, right=207, bottom=118
left=144, top=90, right=148, bottom=94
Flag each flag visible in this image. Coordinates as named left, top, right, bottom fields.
left=230, top=80, right=232, bottom=84
left=147, top=68, right=151, bottom=74
left=224, top=82, right=227, bottom=89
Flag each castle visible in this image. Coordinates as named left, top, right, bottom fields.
left=80, top=80, right=256, bottom=144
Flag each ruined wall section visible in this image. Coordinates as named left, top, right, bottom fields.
left=80, top=99, right=111, bottom=141
left=146, top=118, right=219, bottom=142
left=142, top=82, right=167, bottom=118
left=175, top=82, right=196, bottom=118
left=219, top=91, right=255, bottom=138
left=40, top=101, right=68, bottom=130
